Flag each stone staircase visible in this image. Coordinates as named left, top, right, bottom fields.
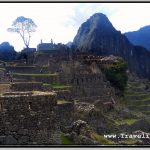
left=0, top=63, right=73, bottom=102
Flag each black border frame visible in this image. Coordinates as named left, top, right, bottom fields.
left=0, top=1, right=150, bottom=148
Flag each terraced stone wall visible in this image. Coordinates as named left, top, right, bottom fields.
left=6, top=66, right=49, bottom=74
left=10, top=82, right=43, bottom=91
left=57, top=101, right=75, bottom=127
left=71, top=74, right=114, bottom=102
left=13, top=74, right=59, bottom=84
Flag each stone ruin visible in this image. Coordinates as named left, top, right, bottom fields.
left=0, top=91, right=60, bottom=145
left=0, top=53, right=120, bottom=145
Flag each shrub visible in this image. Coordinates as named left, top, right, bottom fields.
left=102, top=58, right=128, bottom=92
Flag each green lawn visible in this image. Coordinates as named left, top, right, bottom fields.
left=61, top=134, right=74, bottom=145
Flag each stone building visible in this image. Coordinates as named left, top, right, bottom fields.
left=0, top=91, right=61, bottom=145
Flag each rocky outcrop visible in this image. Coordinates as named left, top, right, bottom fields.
left=73, top=13, right=150, bottom=79
left=62, top=120, right=99, bottom=145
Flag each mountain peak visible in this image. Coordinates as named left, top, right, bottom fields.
left=73, top=13, right=119, bottom=54
left=90, top=13, right=108, bottom=19
left=85, top=13, right=115, bottom=31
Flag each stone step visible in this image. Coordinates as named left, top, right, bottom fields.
left=125, top=94, right=150, bottom=100
left=140, top=111, right=150, bottom=116
left=12, top=73, right=59, bottom=84
left=125, top=91, right=147, bottom=95
left=125, top=87, right=145, bottom=92
left=127, top=98, right=150, bottom=105
left=5, top=66, right=49, bottom=74
left=13, top=78, right=27, bottom=82
left=127, top=82, right=142, bottom=87
left=128, top=105, right=150, bottom=111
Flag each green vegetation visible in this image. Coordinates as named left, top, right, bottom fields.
left=61, top=134, right=74, bottom=145
left=43, top=84, right=72, bottom=90
left=51, top=84, right=72, bottom=89
left=115, top=118, right=137, bottom=125
left=90, top=132, right=114, bottom=145
left=102, top=59, right=128, bottom=92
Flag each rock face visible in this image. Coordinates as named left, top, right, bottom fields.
left=125, top=25, right=150, bottom=51
left=73, top=13, right=150, bottom=79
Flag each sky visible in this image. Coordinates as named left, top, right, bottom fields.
left=0, top=3, right=150, bottom=51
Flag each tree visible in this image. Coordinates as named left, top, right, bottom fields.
left=7, top=16, right=37, bottom=48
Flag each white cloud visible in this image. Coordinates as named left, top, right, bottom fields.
left=106, top=3, right=150, bottom=33
left=0, top=3, right=150, bottom=51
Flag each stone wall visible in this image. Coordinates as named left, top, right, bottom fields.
left=57, top=102, right=75, bottom=127
left=13, top=74, right=59, bottom=84
left=0, top=91, right=61, bottom=145
left=6, top=66, right=49, bottom=74
left=70, top=73, right=115, bottom=102
left=0, top=84, right=10, bottom=94
left=10, top=82, right=43, bottom=91
left=55, top=90, right=72, bottom=101
left=59, top=73, right=72, bottom=84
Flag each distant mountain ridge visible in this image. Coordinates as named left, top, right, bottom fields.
left=73, top=13, right=150, bottom=79
left=125, top=25, right=150, bottom=51
left=0, top=42, right=16, bottom=61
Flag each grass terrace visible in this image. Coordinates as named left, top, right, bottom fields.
left=43, top=84, right=72, bottom=90
left=115, top=118, right=138, bottom=126
left=61, top=134, right=74, bottom=145
left=51, top=84, right=72, bottom=89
